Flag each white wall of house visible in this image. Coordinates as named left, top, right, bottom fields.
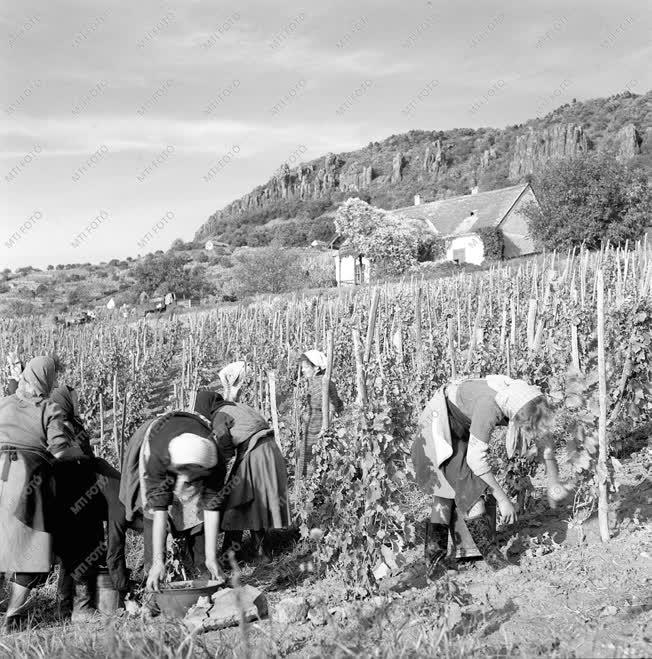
left=446, top=234, right=485, bottom=265
left=335, top=254, right=371, bottom=285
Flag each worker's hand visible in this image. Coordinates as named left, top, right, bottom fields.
left=547, top=481, right=573, bottom=509
left=52, top=445, right=85, bottom=460
left=205, top=557, right=226, bottom=585
left=146, top=560, right=167, bottom=592
left=496, top=495, right=518, bottom=524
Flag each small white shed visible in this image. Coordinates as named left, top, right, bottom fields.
left=334, top=244, right=370, bottom=286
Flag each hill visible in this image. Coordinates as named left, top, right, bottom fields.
left=195, top=91, right=651, bottom=247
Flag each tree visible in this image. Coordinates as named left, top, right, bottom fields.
left=334, top=198, right=418, bottom=277
left=228, top=244, right=305, bottom=297
left=524, top=152, right=650, bottom=250
left=133, top=252, right=212, bottom=298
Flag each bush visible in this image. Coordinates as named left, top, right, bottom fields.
left=5, top=300, right=36, bottom=316
left=477, top=227, right=504, bottom=260
left=416, top=235, right=445, bottom=262
left=524, top=152, right=650, bottom=250
left=228, top=245, right=314, bottom=297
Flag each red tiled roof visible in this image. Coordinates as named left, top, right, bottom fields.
left=393, top=184, right=530, bottom=237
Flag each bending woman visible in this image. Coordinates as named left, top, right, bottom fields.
left=298, top=350, right=343, bottom=478
left=194, top=379, right=290, bottom=566
left=0, top=357, right=81, bottom=630
left=119, top=410, right=230, bottom=591
left=412, top=375, right=570, bottom=581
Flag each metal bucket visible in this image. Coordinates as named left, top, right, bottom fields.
left=450, top=495, right=497, bottom=559
left=154, top=579, right=222, bottom=618
left=96, top=568, right=122, bottom=614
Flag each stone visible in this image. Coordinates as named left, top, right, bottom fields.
left=307, top=606, right=328, bottom=626
left=444, top=602, right=462, bottom=628
left=275, top=596, right=309, bottom=624
left=183, top=585, right=267, bottom=633
left=423, top=140, right=444, bottom=176
left=616, top=123, right=641, bottom=160
left=508, top=123, right=589, bottom=180
left=339, top=163, right=373, bottom=191
left=391, top=152, right=404, bottom=183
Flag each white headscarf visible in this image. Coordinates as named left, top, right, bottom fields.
left=218, top=360, right=246, bottom=402
left=168, top=433, right=218, bottom=469
left=302, top=349, right=327, bottom=371
left=487, top=375, right=544, bottom=458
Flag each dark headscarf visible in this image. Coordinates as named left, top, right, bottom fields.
left=17, top=356, right=56, bottom=400
left=50, top=385, right=76, bottom=420
left=194, top=390, right=225, bottom=420
left=50, top=384, right=95, bottom=457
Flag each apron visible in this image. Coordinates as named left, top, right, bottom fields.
left=411, top=386, right=456, bottom=498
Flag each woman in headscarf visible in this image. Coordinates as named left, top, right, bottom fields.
left=297, top=350, right=343, bottom=478
left=411, top=375, right=571, bottom=582
left=119, top=410, right=230, bottom=592
left=49, top=384, right=129, bottom=620
left=0, top=356, right=81, bottom=630
left=194, top=361, right=290, bottom=567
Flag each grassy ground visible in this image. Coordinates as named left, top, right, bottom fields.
left=1, top=436, right=650, bottom=658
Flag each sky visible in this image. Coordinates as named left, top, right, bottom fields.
left=1, top=0, right=650, bottom=270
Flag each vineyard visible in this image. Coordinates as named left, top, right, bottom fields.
left=1, top=243, right=651, bottom=657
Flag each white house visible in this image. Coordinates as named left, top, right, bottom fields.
left=396, top=183, right=540, bottom=265
left=204, top=238, right=229, bottom=251
left=334, top=243, right=371, bottom=286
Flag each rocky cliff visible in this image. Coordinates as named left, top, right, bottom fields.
left=196, top=91, right=650, bottom=243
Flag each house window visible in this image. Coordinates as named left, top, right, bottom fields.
left=452, top=247, right=466, bottom=263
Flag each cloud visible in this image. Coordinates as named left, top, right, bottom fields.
left=0, top=116, right=261, bottom=155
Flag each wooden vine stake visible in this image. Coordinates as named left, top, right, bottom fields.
left=364, top=289, right=380, bottom=364
left=352, top=328, right=367, bottom=406
left=98, top=393, right=105, bottom=451
left=320, top=330, right=335, bottom=432
left=112, top=371, right=119, bottom=457
left=447, top=317, right=457, bottom=379
left=596, top=268, right=610, bottom=543
left=267, top=370, right=283, bottom=453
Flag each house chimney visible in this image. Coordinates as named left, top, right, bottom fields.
left=414, top=193, right=421, bottom=206
left=471, top=186, right=479, bottom=195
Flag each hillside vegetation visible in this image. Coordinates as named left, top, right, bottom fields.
left=196, top=91, right=651, bottom=247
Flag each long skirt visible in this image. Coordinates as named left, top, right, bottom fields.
left=440, top=397, right=488, bottom=515
left=222, top=436, right=290, bottom=531
left=0, top=451, right=53, bottom=574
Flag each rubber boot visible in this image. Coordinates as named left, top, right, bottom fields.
left=252, top=530, right=272, bottom=565
left=56, top=569, right=74, bottom=620
left=465, top=515, right=511, bottom=571
left=3, top=582, right=31, bottom=632
left=71, top=578, right=98, bottom=622
left=424, top=521, right=450, bottom=582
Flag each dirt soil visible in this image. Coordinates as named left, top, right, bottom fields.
left=1, top=441, right=650, bottom=658
left=204, top=438, right=652, bottom=658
